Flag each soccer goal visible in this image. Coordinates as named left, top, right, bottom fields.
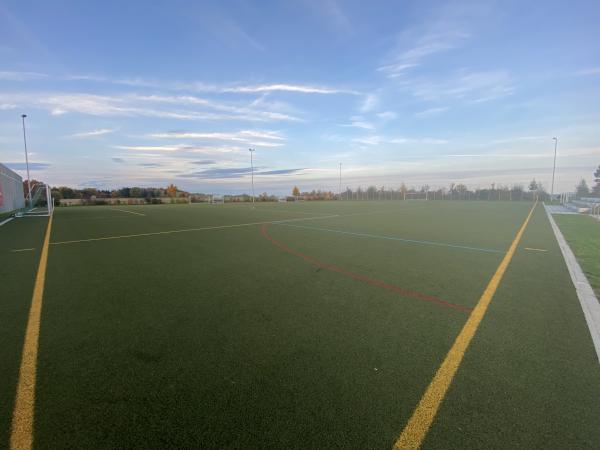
left=210, top=195, right=225, bottom=204
left=18, top=183, right=54, bottom=217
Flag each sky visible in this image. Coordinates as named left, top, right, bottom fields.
left=0, top=0, right=599, bottom=195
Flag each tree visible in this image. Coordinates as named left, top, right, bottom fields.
left=166, top=183, right=177, bottom=197
left=528, top=179, right=538, bottom=192
left=593, top=165, right=600, bottom=196
left=576, top=179, right=590, bottom=198
left=292, top=186, right=300, bottom=197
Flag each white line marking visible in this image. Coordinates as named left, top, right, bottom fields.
left=0, top=217, right=14, bottom=227
left=524, top=247, right=548, bottom=252
left=545, top=205, right=600, bottom=362
left=253, top=207, right=334, bottom=217
left=108, top=208, right=146, bottom=216
left=50, top=214, right=340, bottom=246
left=274, top=222, right=505, bottom=254
left=11, top=248, right=35, bottom=252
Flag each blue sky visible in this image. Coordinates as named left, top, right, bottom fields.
left=0, top=0, right=599, bottom=194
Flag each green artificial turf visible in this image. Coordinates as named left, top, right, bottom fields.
left=0, top=217, right=49, bottom=448
left=423, top=206, right=600, bottom=449
left=554, top=214, right=600, bottom=297
left=1, top=201, right=599, bottom=449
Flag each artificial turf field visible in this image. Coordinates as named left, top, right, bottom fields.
left=554, top=213, right=600, bottom=297
left=1, top=200, right=599, bottom=449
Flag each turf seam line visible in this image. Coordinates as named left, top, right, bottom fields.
left=393, top=201, right=537, bottom=450
left=10, top=213, right=53, bottom=450
left=273, top=222, right=505, bottom=254
left=261, top=223, right=472, bottom=313
left=48, top=214, right=340, bottom=245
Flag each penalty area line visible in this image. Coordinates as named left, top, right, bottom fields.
left=50, top=213, right=341, bottom=246
left=273, top=222, right=505, bottom=254
left=108, top=208, right=146, bottom=216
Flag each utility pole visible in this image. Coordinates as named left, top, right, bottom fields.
left=339, top=162, right=342, bottom=200
left=21, top=114, right=32, bottom=207
left=249, top=148, right=255, bottom=206
left=551, top=137, right=558, bottom=199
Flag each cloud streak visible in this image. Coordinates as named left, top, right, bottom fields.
left=68, top=128, right=115, bottom=138
left=1, top=92, right=301, bottom=122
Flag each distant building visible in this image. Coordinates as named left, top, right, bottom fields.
left=0, top=163, right=25, bottom=214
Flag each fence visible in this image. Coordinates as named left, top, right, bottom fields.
left=0, top=163, right=25, bottom=215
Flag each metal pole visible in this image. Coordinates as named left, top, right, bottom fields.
left=22, top=114, right=32, bottom=207
left=249, top=148, right=255, bottom=206
left=551, top=137, right=558, bottom=199
left=339, top=162, right=342, bottom=200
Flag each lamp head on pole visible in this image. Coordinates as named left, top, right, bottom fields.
left=21, top=114, right=27, bottom=119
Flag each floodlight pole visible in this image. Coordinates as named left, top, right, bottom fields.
left=339, top=162, right=342, bottom=200
left=21, top=114, right=32, bottom=207
left=249, top=148, right=256, bottom=206
left=551, top=137, right=558, bottom=199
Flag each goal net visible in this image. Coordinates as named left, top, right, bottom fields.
left=18, top=183, right=54, bottom=216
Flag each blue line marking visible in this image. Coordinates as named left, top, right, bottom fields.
left=272, top=222, right=505, bottom=254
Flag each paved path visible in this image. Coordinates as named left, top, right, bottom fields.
left=545, top=204, right=578, bottom=214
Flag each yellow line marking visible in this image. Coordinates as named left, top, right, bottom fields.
left=50, top=214, right=340, bottom=246
left=393, top=202, right=537, bottom=450
left=524, top=247, right=548, bottom=252
left=10, top=213, right=53, bottom=450
left=108, top=207, right=146, bottom=216
left=10, top=248, right=36, bottom=253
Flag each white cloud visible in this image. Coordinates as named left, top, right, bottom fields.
left=400, top=69, right=514, bottom=103
left=114, top=144, right=242, bottom=154
left=221, top=83, right=354, bottom=94
left=0, top=92, right=300, bottom=122
left=352, top=135, right=448, bottom=146
left=376, top=111, right=397, bottom=120
left=0, top=70, right=48, bottom=81
left=414, top=107, right=448, bottom=118
left=147, top=129, right=285, bottom=147
left=359, top=93, right=378, bottom=113
left=130, top=94, right=300, bottom=121
left=378, top=25, right=469, bottom=78
left=489, top=135, right=547, bottom=145
left=68, top=128, right=115, bottom=138
left=342, top=116, right=375, bottom=130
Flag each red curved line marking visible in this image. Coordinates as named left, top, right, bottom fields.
left=261, top=224, right=472, bottom=314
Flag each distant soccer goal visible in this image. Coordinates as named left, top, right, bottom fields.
left=209, top=195, right=224, bottom=204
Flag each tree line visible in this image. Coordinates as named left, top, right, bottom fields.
left=48, top=183, right=183, bottom=200
left=574, top=164, right=600, bottom=198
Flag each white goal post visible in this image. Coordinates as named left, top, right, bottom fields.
left=210, top=195, right=224, bottom=204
